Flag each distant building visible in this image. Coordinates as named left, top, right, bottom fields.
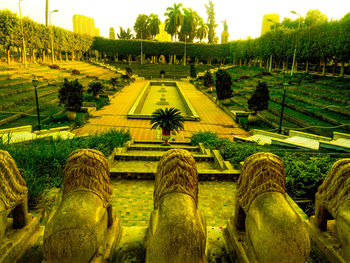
left=155, top=22, right=171, bottom=42
left=109, top=27, right=115, bottom=40
left=73, top=14, right=99, bottom=37
left=261, top=14, right=280, bottom=35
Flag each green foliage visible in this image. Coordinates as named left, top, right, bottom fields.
left=134, top=14, right=151, bottom=39
left=126, top=67, right=133, bottom=77
left=117, top=27, right=133, bottom=40
left=203, top=70, right=214, bottom=88
left=150, top=107, right=185, bottom=132
left=205, top=0, right=217, bottom=43
left=215, top=69, right=233, bottom=100
left=190, top=131, right=227, bottom=149
left=88, top=81, right=105, bottom=97
left=190, top=64, right=197, bottom=78
left=164, top=3, right=184, bottom=41
left=283, top=153, right=332, bottom=200
left=58, top=78, right=83, bottom=112
left=0, top=129, right=131, bottom=206
left=72, top=69, right=80, bottom=75
left=248, top=81, right=270, bottom=113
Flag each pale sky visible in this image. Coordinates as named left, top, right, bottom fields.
left=1, top=0, right=349, bottom=40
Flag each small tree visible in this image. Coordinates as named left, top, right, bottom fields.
left=58, top=78, right=83, bottom=112
left=203, top=70, right=214, bottom=88
left=248, top=81, right=270, bottom=114
left=215, top=69, right=232, bottom=100
left=126, top=67, right=133, bottom=78
left=190, top=64, right=197, bottom=78
left=88, top=81, right=105, bottom=98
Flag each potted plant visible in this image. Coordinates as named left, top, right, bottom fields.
left=87, top=81, right=105, bottom=99
left=160, top=70, right=165, bottom=79
left=109, top=77, right=119, bottom=90
left=58, top=78, right=83, bottom=121
left=203, top=70, right=214, bottom=91
left=247, top=81, right=270, bottom=123
left=150, top=107, right=184, bottom=145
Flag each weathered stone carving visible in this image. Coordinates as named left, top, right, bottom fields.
left=43, top=149, right=117, bottom=263
left=0, top=150, right=28, bottom=245
left=226, top=152, right=310, bottom=263
left=144, top=149, right=207, bottom=263
left=314, top=158, right=350, bottom=261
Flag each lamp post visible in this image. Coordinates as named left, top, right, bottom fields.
left=19, top=0, right=27, bottom=69
left=278, top=82, right=289, bottom=134
left=184, top=36, right=187, bottom=66
left=32, top=77, right=41, bottom=130
left=140, top=31, right=143, bottom=65
left=49, top=9, right=59, bottom=64
left=290, top=10, right=302, bottom=76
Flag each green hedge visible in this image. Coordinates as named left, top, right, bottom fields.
left=92, top=38, right=230, bottom=58
left=0, top=129, right=131, bottom=206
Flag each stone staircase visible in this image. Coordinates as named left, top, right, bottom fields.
left=109, top=140, right=240, bottom=181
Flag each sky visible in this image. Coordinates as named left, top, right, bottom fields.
left=1, top=0, right=349, bottom=40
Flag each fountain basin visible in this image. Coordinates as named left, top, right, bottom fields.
left=127, top=81, right=200, bottom=121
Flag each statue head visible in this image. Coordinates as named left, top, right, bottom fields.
left=154, top=149, right=198, bottom=209
left=63, top=149, right=112, bottom=208
left=0, top=150, right=27, bottom=212
left=237, top=152, right=285, bottom=212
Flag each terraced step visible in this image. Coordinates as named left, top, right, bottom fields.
left=114, top=151, right=213, bottom=162
left=110, top=159, right=239, bottom=181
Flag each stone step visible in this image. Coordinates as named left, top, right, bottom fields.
left=114, top=152, right=212, bottom=162
left=127, top=144, right=200, bottom=152
left=110, top=160, right=239, bottom=181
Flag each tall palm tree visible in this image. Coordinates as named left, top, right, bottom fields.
left=197, top=19, right=208, bottom=42
left=148, top=13, right=161, bottom=40
left=180, top=8, right=201, bottom=42
left=164, top=3, right=184, bottom=41
left=117, top=27, right=133, bottom=39
left=150, top=107, right=184, bottom=145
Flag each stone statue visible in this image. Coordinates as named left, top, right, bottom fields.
left=0, top=150, right=28, bottom=245
left=314, top=158, right=350, bottom=261
left=144, top=149, right=207, bottom=263
left=43, top=149, right=115, bottom=263
left=227, top=152, right=310, bottom=263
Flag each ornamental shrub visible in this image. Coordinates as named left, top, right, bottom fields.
left=215, top=69, right=233, bottom=100
left=190, top=64, right=197, bottom=78
left=203, top=71, right=214, bottom=88
left=248, top=81, right=270, bottom=114
left=58, top=78, right=83, bottom=112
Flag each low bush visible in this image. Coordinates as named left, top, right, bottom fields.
left=0, top=129, right=131, bottom=206
left=72, top=69, right=80, bottom=75
left=50, top=64, right=60, bottom=70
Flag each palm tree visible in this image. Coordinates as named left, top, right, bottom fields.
left=150, top=107, right=185, bottom=145
left=197, top=19, right=208, bottom=42
left=117, top=27, right=133, bottom=39
left=180, top=8, right=201, bottom=42
left=164, top=3, right=184, bottom=41
left=87, top=81, right=105, bottom=99
left=148, top=13, right=161, bottom=40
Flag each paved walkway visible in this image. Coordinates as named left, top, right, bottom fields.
left=74, top=80, right=249, bottom=140
left=111, top=180, right=237, bottom=227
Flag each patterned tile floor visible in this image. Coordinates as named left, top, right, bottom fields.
left=111, top=180, right=237, bottom=227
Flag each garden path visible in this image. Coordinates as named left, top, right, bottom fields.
left=73, top=80, right=249, bottom=141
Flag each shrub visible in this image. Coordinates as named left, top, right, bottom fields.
left=50, top=64, right=60, bottom=70
left=203, top=71, right=214, bottom=88
left=58, top=78, right=83, bottom=112
left=126, top=67, right=133, bottom=77
left=191, top=131, right=227, bottom=150
left=87, top=81, right=105, bottom=97
left=190, top=64, right=197, bottom=78
left=215, top=69, right=233, bottom=100
left=248, top=81, right=270, bottom=114
left=72, top=69, right=80, bottom=75
left=0, top=129, right=131, bottom=206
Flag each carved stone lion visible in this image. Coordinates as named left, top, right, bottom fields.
left=43, top=149, right=114, bottom=263
left=0, top=150, right=28, bottom=245
left=145, top=149, right=207, bottom=263
left=314, top=158, right=350, bottom=260
left=230, top=152, right=310, bottom=263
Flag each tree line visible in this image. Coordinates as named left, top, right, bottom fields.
left=0, top=9, right=93, bottom=65
left=119, top=1, right=219, bottom=43
left=230, top=10, right=350, bottom=76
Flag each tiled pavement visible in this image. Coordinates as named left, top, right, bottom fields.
left=74, top=80, right=249, bottom=140
left=111, top=180, right=237, bottom=227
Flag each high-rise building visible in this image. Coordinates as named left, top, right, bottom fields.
left=261, top=14, right=280, bottom=35
left=73, top=14, right=99, bottom=37
left=109, top=27, right=115, bottom=40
